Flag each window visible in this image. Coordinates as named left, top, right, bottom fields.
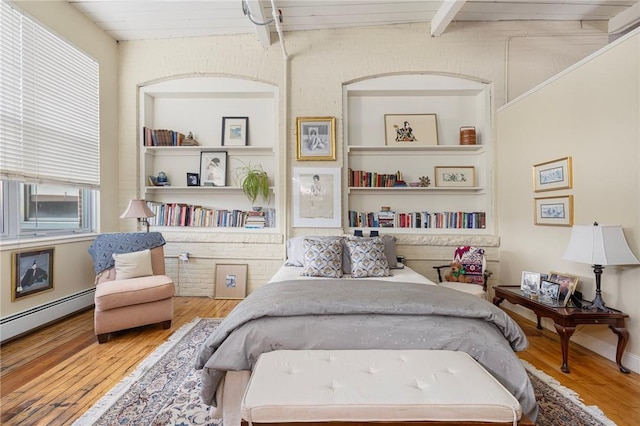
left=0, top=3, right=99, bottom=239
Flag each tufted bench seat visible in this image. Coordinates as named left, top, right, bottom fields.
left=241, top=349, right=532, bottom=426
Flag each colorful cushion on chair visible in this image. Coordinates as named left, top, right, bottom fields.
left=453, top=246, right=485, bottom=285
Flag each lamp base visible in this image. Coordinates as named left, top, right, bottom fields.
left=582, top=292, right=613, bottom=312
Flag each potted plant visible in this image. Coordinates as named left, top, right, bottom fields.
left=234, top=161, right=271, bottom=205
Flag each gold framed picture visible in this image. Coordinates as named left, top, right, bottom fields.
left=296, top=117, right=336, bottom=161
left=533, top=156, right=573, bottom=192
left=214, top=264, right=247, bottom=299
left=12, top=248, right=54, bottom=301
left=534, top=195, right=574, bottom=226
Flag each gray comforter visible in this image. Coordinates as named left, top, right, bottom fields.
left=195, top=279, right=538, bottom=420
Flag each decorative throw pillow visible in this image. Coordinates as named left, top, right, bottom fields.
left=113, top=249, right=153, bottom=280
left=286, top=236, right=345, bottom=267
left=342, top=235, right=398, bottom=274
left=345, top=238, right=390, bottom=278
left=301, top=238, right=343, bottom=278
left=453, top=246, right=485, bottom=285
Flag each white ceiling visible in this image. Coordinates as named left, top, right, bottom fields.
left=69, top=0, right=640, bottom=47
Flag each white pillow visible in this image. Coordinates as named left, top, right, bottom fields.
left=113, top=249, right=153, bottom=280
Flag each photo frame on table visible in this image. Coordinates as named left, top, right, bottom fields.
left=221, top=117, right=249, bottom=146
left=534, top=195, right=573, bottom=226
left=214, top=264, right=248, bottom=299
left=384, top=113, right=438, bottom=146
left=533, top=156, right=572, bottom=192
left=12, top=248, right=54, bottom=301
left=520, top=271, right=541, bottom=295
left=540, top=280, right=561, bottom=304
left=549, top=271, right=579, bottom=307
left=186, top=172, right=200, bottom=187
left=434, top=166, right=476, bottom=188
left=296, top=117, right=336, bottom=160
left=200, top=151, right=227, bottom=187
left=292, top=167, right=341, bottom=228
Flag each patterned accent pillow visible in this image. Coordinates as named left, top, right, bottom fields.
left=453, top=246, right=485, bottom=285
left=342, top=235, right=398, bottom=274
left=344, top=238, right=390, bottom=278
left=302, top=238, right=343, bottom=278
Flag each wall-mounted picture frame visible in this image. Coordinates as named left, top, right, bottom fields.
left=296, top=116, right=336, bottom=161
left=549, top=271, right=579, bottom=307
left=200, top=151, right=227, bottom=187
left=186, top=172, right=200, bottom=187
left=534, top=195, right=573, bottom=226
left=533, top=156, right=572, bottom=192
left=384, top=113, right=438, bottom=146
left=434, top=166, right=476, bottom=187
left=520, top=271, right=541, bottom=295
left=12, top=248, right=54, bottom=301
left=221, top=117, right=249, bottom=146
left=292, top=167, right=341, bottom=228
left=214, top=264, right=248, bottom=299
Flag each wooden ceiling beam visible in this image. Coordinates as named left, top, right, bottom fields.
left=430, top=0, right=467, bottom=37
left=245, top=0, right=272, bottom=48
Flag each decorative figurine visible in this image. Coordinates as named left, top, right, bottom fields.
left=419, top=176, right=431, bottom=187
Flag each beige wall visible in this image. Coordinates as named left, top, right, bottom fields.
left=0, top=1, right=119, bottom=318
left=497, top=30, right=640, bottom=370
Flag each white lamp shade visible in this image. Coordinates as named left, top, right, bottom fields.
left=563, top=224, right=639, bottom=266
left=120, top=199, right=155, bottom=219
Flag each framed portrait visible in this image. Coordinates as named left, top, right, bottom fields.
left=200, top=151, right=227, bottom=187
left=534, top=195, right=573, bottom=226
left=533, top=156, right=572, bottom=192
left=384, top=113, right=438, bottom=146
left=434, top=166, right=476, bottom=187
left=540, top=280, right=561, bottom=304
left=296, top=116, right=336, bottom=161
left=12, top=248, right=54, bottom=301
left=186, top=172, right=200, bottom=187
left=549, top=271, right=579, bottom=307
left=520, top=271, right=541, bottom=295
left=221, top=117, right=249, bottom=146
left=292, top=167, right=341, bottom=228
left=214, top=264, right=247, bottom=299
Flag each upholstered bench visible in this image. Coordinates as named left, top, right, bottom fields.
left=241, top=350, right=532, bottom=426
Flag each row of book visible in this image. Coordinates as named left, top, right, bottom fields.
left=146, top=202, right=275, bottom=228
left=348, top=210, right=486, bottom=229
left=348, top=168, right=402, bottom=187
left=143, top=127, right=186, bottom=147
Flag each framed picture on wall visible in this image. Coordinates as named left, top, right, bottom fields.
left=384, top=113, right=438, bottom=146
left=296, top=117, right=336, bottom=160
left=434, top=166, right=476, bottom=187
left=221, top=117, right=249, bottom=146
left=534, top=195, right=573, bottom=226
left=214, top=264, right=248, bottom=299
left=12, top=248, right=54, bottom=301
left=292, top=167, right=341, bottom=227
left=200, top=151, right=227, bottom=187
left=533, top=157, right=572, bottom=192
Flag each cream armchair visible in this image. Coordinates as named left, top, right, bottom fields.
left=89, top=233, right=175, bottom=343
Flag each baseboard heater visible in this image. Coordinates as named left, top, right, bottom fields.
left=0, top=288, right=95, bottom=343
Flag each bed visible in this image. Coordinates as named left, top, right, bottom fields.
left=194, top=236, right=538, bottom=424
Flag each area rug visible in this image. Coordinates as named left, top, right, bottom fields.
left=73, top=318, right=617, bottom=426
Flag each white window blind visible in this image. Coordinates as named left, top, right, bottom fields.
left=0, top=2, right=99, bottom=188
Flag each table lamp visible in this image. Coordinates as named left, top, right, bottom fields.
left=562, top=222, right=639, bottom=312
left=120, top=199, right=155, bottom=232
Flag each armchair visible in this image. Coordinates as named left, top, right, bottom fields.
left=89, top=233, right=175, bottom=343
left=433, top=246, right=491, bottom=298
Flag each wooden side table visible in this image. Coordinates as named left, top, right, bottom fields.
left=493, top=285, right=630, bottom=374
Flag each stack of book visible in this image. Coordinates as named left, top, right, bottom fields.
left=245, top=210, right=266, bottom=229
left=143, top=127, right=186, bottom=146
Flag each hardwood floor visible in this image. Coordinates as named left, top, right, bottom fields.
left=1, top=297, right=639, bottom=425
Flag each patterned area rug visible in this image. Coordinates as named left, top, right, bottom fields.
left=73, top=318, right=616, bottom=426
